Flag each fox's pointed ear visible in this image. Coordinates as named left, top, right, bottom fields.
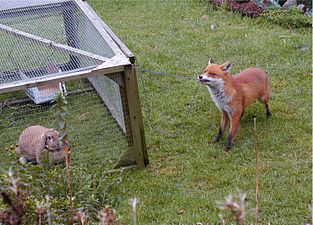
left=221, top=61, right=232, bottom=72
left=208, top=58, right=215, bottom=65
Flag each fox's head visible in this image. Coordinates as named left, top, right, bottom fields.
left=198, top=59, right=232, bottom=87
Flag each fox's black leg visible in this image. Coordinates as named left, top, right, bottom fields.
left=261, top=94, right=272, bottom=117
left=211, top=111, right=229, bottom=144
left=225, top=111, right=242, bottom=151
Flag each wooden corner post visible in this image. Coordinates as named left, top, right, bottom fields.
left=123, top=64, right=148, bottom=168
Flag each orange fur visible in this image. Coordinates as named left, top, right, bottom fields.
left=198, top=60, right=271, bottom=150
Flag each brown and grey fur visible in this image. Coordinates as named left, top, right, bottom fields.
left=16, top=125, right=65, bottom=165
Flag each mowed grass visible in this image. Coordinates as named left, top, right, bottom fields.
left=88, top=0, right=312, bottom=224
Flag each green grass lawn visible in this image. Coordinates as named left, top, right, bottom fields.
left=88, top=0, right=312, bottom=224
left=0, top=0, right=311, bottom=224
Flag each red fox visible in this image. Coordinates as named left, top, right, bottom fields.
left=198, top=59, right=271, bottom=151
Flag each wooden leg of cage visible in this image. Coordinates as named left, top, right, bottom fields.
left=122, top=65, right=148, bottom=168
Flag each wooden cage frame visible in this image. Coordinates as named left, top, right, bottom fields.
left=0, top=0, right=149, bottom=169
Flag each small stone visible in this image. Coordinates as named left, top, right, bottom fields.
left=282, top=0, right=297, bottom=8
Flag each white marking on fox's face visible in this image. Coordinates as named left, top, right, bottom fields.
left=198, top=74, right=234, bottom=115
left=198, top=74, right=223, bottom=88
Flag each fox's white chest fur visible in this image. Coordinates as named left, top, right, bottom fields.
left=206, top=84, right=233, bottom=115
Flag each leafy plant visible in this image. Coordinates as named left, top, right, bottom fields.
left=0, top=165, right=123, bottom=224
left=260, top=8, right=312, bottom=28
left=0, top=167, right=123, bottom=224
left=54, top=91, right=73, bottom=223
left=0, top=169, right=25, bottom=225
left=216, top=192, right=249, bottom=225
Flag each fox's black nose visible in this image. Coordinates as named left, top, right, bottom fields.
left=198, top=76, right=203, bottom=80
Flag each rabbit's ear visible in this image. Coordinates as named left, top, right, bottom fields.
left=208, top=58, right=215, bottom=65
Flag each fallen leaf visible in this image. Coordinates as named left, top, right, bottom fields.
left=202, top=15, right=209, bottom=21
left=177, top=208, right=186, bottom=214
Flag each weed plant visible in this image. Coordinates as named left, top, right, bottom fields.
left=0, top=164, right=123, bottom=224
left=259, top=8, right=312, bottom=28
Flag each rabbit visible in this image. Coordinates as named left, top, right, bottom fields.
left=16, top=125, right=66, bottom=165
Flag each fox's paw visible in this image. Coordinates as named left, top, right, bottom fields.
left=224, top=144, right=233, bottom=152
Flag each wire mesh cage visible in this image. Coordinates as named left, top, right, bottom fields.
left=0, top=0, right=148, bottom=170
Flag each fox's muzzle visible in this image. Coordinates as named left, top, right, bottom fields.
left=198, top=75, right=210, bottom=83
left=198, top=75, right=205, bottom=81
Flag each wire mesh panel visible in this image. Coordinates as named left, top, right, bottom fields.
left=64, top=76, right=133, bottom=169
left=0, top=0, right=116, bottom=59
left=0, top=29, right=104, bottom=81
left=0, top=0, right=148, bottom=170
left=0, top=74, right=136, bottom=170
left=88, top=73, right=125, bottom=132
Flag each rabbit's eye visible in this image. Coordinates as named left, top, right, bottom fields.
left=47, top=136, right=52, bottom=140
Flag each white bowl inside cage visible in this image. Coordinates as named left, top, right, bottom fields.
left=25, top=82, right=67, bottom=104
left=20, top=71, right=67, bottom=104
